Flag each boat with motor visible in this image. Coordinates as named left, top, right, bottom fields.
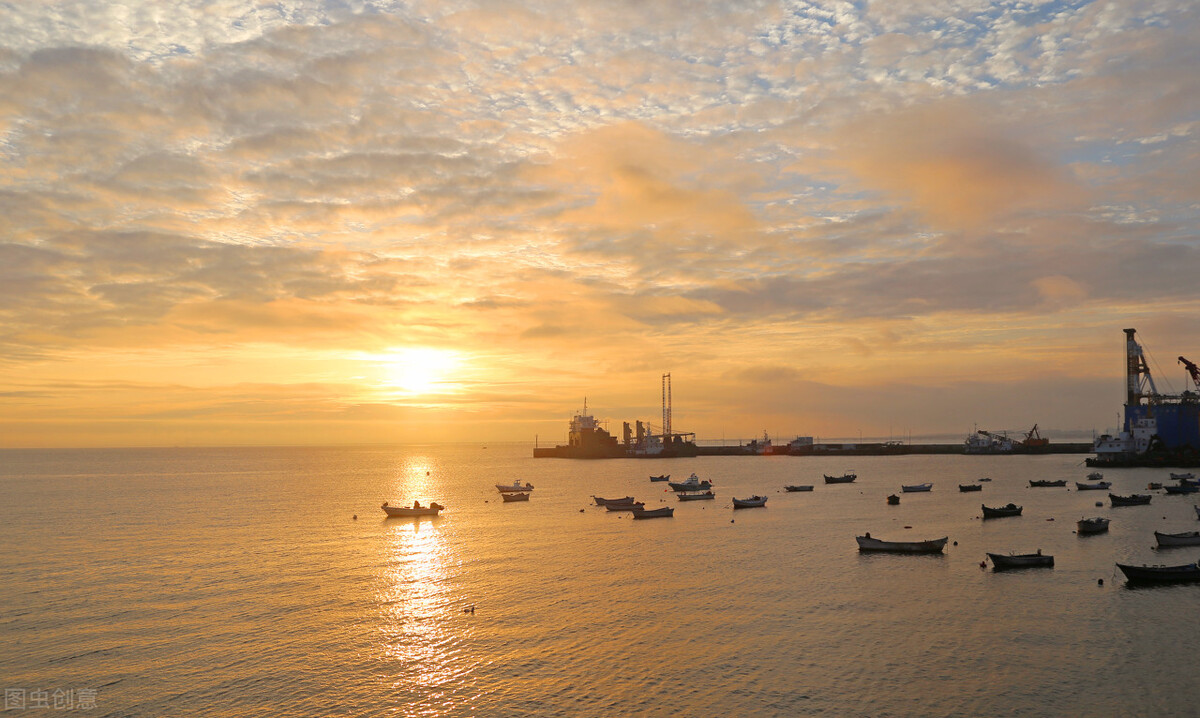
left=987, top=551, right=1054, bottom=570
left=668, top=473, right=713, bottom=492
left=1164, top=484, right=1199, bottom=494
left=732, top=495, right=768, bottom=509
left=1087, top=471, right=1104, bottom=480
left=824, top=473, right=857, bottom=484
left=381, top=500, right=444, bottom=517
left=592, top=495, right=635, bottom=506
left=1030, top=479, right=1067, bottom=487
left=1170, top=473, right=1195, bottom=481
left=1077, top=517, right=1110, bottom=534
left=982, top=503, right=1023, bottom=519
left=631, top=506, right=674, bottom=519
left=677, top=491, right=716, bottom=501
left=1075, top=481, right=1112, bottom=491
left=901, top=483, right=933, bottom=493
left=496, top=480, right=534, bottom=493
left=855, top=534, right=948, bottom=553
left=501, top=492, right=530, bottom=502
left=1154, top=530, right=1200, bottom=547
left=1116, top=561, right=1200, bottom=583
left=1109, top=493, right=1152, bottom=507
left=959, top=484, right=983, bottom=492
left=784, top=485, right=814, bottom=492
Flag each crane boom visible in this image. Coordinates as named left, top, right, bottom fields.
left=1180, top=356, right=1200, bottom=390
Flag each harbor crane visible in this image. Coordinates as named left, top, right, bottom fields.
left=1179, top=356, right=1200, bottom=391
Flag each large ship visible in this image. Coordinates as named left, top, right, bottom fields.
left=533, top=402, right=629, bottom=459
left=1088, top=329, right=1200, bottom=467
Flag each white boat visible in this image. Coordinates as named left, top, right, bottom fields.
left=668, top=473, right=713, bottom=492
left=1170, top=473, right=1195, bottom=480
left=1076, top=517, right=1110, bottom=534
left=901, top=482, right=933, bottom=492
left=677, top=491, right=715, bottom=501
left=1075, top=481, right=1112, bottom=490
left=496, top=480, right=534, bottom=493
left=1154, top=530, right=1200, bottom=547
left=732, top=495, right=768, bottom=508
left=855, top=534, right=948, bottom=553
left=1087, top=471, right=1104, bottom=480
left=382, top=501, right=444, bottom=517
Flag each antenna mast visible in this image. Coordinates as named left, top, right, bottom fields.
left=662, top=373, right=672, bottom=440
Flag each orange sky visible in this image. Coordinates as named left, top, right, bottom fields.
left=2, top=1, right=1199, bottom=447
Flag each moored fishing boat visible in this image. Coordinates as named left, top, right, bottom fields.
left=1077, top=517, right=1110, bottom=534
left=1116, top=561, right=1200, bottom=583
left=592, top=495, right=635, bottom=506
left=824, top=473, right=857, bottom=484
left=958, top=483, right=982, bottom=492
left=784, top=485, right=814, bottom=492
left=668, top=473, right=713, bottom=492
left=1170, top=472, right=1195, bottom=481
left=901, top=482, right=933, bottom=492
left=381, top=501, right=444, bottom=517
left=855, top=534, right=948, bottom=553
left=1109, top=493, right=1152, bottom=507
left=1154, top=530, right=1200, bottom=547
left=677, top=490, right=716, bottom=501
left=1087, top=471, right=1104, bottom=480
left=987, top=551, right=1054, bottom=570
left=604, top=501, right=645, bottom=512
left=650, top=474, right=670, bottom=482
left=501, top=492, right=530, bottom=502
left=631, top=506, right=674, bottom=519
left=496, top=480, right=534, bottom=493
left=982, top=503, right=1022, bottom=518
left=732, top=495, right=768, bottom=509
left=1075, top=481, right=1112, bottom=491
left=1030, top=479, right=1067, bottom=487
left=1164, top=484, right=1199, bottom=495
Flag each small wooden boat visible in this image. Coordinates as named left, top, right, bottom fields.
left=1165, top=484, right=1200, bottom=494
left=1154, top=530, right=1200, bottom=547
left=604, top=501, right=645, bottom=512
left=958, top=483, right=983, bottom=492
left=631, top=506, right=674, bottom=519
left=1170, top=472, right=1196, bottom=480
left=1116, top=561, right=1200, bottom=583
left=901, top=483, right=933, bottom=493
left=1077, top=517, right=1110, bottom=534
left=824, top=473, right=857, bottom=484
left=501, top=492, right=530, bottom=502
left=977, top=477, right=992, bottom=482
left=650, top=474, right=670, bottom=482
left=982, top=503, right=1022, bottom=518
left=732, top=495, right=768, bottom=509
left=1075, top=481, right=1112, bottom=491
left=677, top=491, right=716, bottom=501
left=668, top=473, right=713, bottom=492
left=496, top=480, right=534, bottom=493
left=592, top=495, right=635, bottom=507
left=1087, top=471, right=1104, bottom=480
left=1109, top=493, right=1151, bottom=507
left=1147, top=482, right=1163, bottom=490
left=856, top=534, right=948, bottom=553
left=784, top=485, right=814, bottom=492
left=886, top=494, right=900, bottom=505
left=381, top=501, right=444, bottom=517
left=987, top=551, right=1054, bottom=570
left=1030, top=479, right=1067, bottom=487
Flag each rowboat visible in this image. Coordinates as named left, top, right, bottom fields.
left=987, top=551, right=1054, bottom=570
left=1164, top=484, right=1199, bottom=494
left=1116, top=561, right=1200, bottom=583
left=604, top=501, right=644, bottom=512
left=496, top=480, right=534, bottom=493
left=901, top=483, right=932, bottom=492
left=677, top=491, right=716, bottom=501
left=855, top=534, right=948, bottom=553
left=501, top=492, right=530, bottom=502
left=824, top=473, right=857, bottom=484
left=668, top=473, right=713, bottom=492
left=1087, top=472, right=1104, bottom=480
left=631, top=506, right=674, bottom=519
left=1170, top=473, right=1195, bottom=480
left=1154, top=530, right=1200, bottom=547
left=381, top=501, right=444, bottom=517
left=784, top=485, right=814, bottom=492
left=592, top=495, right=635, bottom=506
left=1076, top=517, right=1110, bottom=534
left=732, top=495, right=768, bottom=509
left=1109, top=493, right=1151, bottom=507
left=1075, top=481, right=1112, bottom=491
left=650, top=474, right=670, bottom=482
left=958, top=484, right=983, bottom=492
left=982, top=503, right=1022, bottom=518
left=1030, top=479, right=1067, bottom=487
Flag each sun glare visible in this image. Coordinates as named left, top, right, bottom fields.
left=380, top=348, right=462, bottom=395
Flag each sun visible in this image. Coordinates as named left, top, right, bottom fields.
left=380, top=348, right=462, bottom=395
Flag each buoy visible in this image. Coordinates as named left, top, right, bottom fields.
left=730, top=519, right=735, bottom=523
left=352, top=515, right=357, bottom=520
left=579, top=509, right=584, bottom=513
left=1095, top=501, right=1103, bottom=507
left=1098, top=578, right=1104, bottom=586
left=953, top=541, right=958, bottom=546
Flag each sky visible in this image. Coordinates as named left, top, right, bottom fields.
left=1, top=0, right=1199, bottom=448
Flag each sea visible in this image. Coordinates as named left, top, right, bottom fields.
left=2, top=444, right=1199, bottom=717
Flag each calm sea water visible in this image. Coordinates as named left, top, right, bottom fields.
left=2, top=444, right=1199, bottom=717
